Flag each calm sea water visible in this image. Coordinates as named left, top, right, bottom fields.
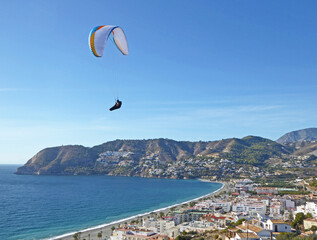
left=0, top=165, right=222, bottom=240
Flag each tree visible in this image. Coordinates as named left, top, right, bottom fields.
left=175, top=236, right=192, bottom=240
left=304, top=235, right=317, bottom=240
left=305, top=213, right=313, bottom=219
left=289, top=210, right=294, bottom=221
left=111, top=226, right=115, bottom=232
left=309, top=180, right=317, bottom=188
left=97, top=231, right=103, bottom=240
left=73, top=233, right=78, bottom=240
left=292, top=212, right=305, bottom=228
left=227, top=222, right=236, bottom=229
left=73, top=232, right=81, bottom=240
left=275, top=232, right=298, bottom=240
left=311, top=225, right=317, bottom=232
left=235, top=218, right=247, bottom=226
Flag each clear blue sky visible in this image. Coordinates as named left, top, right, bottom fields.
left=1, top=0, right=316, bottom=164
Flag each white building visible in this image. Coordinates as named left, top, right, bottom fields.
left=265, top=219, right=291, bottom=232
left=295, top=202, right=317, bottom=217
left=173, top=211, right=207, bottom=224
left=254, top=187, right=278, bottom=195
left=232, top=203, right=266, bottom=215
left=270, top=204, right=281, bottom=216
left=194, top=202, right=210, bottom=210
left=194, top=200, right=232, bottom=212
left=143, top=219, right=175, bottom=233
left=235, top=184, right=254, bottom=192
left=210, top=201, right=232, bottom=212
left=179, top=221, right=214, bottom=233
left=304, top=218, right=317, bottom=230
left=285, top=199, right=295, bottom=210
left=110, top=228, right=158, bottom=240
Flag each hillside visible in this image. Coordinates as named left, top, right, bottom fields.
left=221, top=136, right=290, bottom=166
left=289, top=141, right=317, bottom=156
left=15, top=136, right=291, bottom=178
left=277, top=128, right=317, bottom=144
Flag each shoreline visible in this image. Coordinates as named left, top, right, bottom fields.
left=48, top=181, right=227, bottom=240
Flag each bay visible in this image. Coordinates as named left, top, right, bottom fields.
left=0, top=164, right=222, bottom=240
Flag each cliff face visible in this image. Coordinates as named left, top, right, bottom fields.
left=277, top=128, right=317, bottom=144
left=16, top=145, right=98, bottom=175
left=15, top=137, right=290, bottom=176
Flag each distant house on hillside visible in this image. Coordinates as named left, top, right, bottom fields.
left=265, top=219, right=291, bottom=233
left=304, top=218, right=317, bottom=230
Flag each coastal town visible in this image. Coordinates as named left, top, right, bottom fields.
left=67, top=178, right=317, bottom=240
left=36, top=136, right=317, bottom=240
left=2, top=0, right=317, bottom=238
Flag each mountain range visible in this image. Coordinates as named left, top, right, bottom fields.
left=15, top=128, right=317, bottom=178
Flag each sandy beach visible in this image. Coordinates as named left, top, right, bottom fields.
left=48, top=181, right=227, bottom=240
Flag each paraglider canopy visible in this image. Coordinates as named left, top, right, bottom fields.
left=109, top=99, right=122, bottom=111
left=89, top=25, right=129, bottom=57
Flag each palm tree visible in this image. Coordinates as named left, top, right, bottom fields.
left=97, top=231, right=103, bottom=240
left=73, top=232, right=81, bottom=240
left=73, top=233, right=78, bottom=240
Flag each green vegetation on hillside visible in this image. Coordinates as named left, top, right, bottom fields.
left=309, top=180, right=317, bottom=187
left=222, top=137, right=287, bottom=166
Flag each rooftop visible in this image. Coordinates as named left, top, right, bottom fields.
left=236, top=224, right=264, bottom=233
left=237, top=232, right=260, bottom=239
left=269, top=220, right=290, bottom=224
left=304, top=218, right=317, bottom=223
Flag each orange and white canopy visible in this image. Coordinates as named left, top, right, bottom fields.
left=89, top=25, right=129, bottom=57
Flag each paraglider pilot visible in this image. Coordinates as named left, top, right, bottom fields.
left=109, top=99, right=122, bottom=111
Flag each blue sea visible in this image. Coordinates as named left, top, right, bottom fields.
left=0, top=165, right=222, bottom=240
